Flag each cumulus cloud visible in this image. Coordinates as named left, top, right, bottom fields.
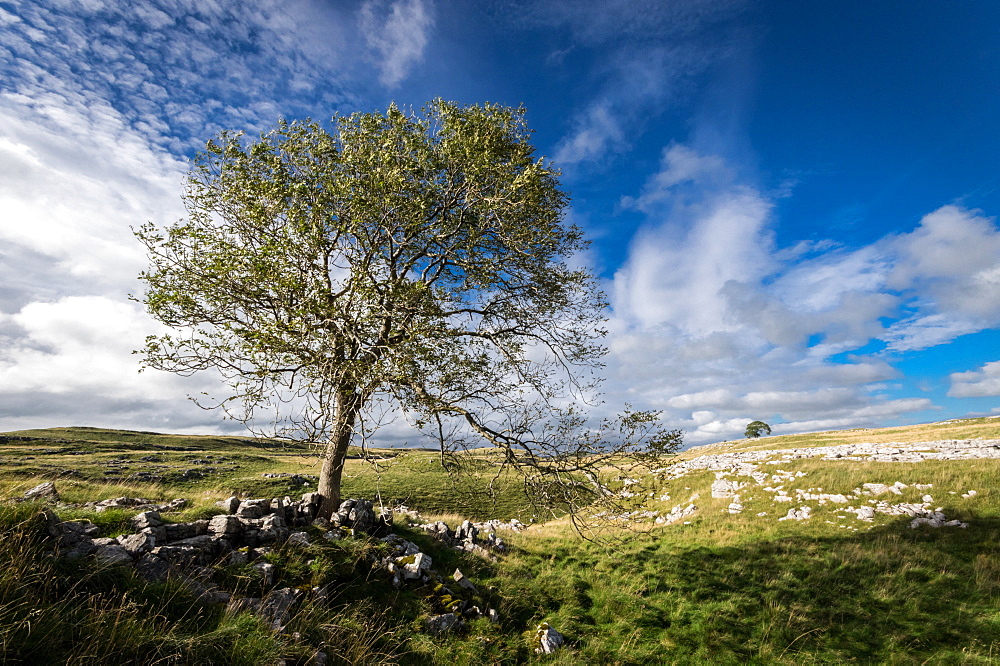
left=0, top=91, right=186, bottom=302
left=0, top=295, right=239, bottom=433
left=554, top=104, right=625, bottom=165
left=613, top=145, right=773, bottom=333
left=605, top=143, right=997, bottom=444
left=359, top=0, right=434, bottom=88
left=884, top=205, right=1000, bottom=350
left=949, top=361, right=1000, bottom=398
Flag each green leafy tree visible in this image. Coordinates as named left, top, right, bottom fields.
left=745, top=420, right=772, bottom=439
left=135, top=100, right=681, bottom=522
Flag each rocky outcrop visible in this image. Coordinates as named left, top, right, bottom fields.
left=39, top=487, right=505, bottom=640
left=663, top=439, right=1000, bottom=479
left=416, top=516, right=523, bottom=559
left=652, top=440, right=986, bottom=529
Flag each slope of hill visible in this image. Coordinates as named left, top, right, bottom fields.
left=0, top=417, right=997, bottom=663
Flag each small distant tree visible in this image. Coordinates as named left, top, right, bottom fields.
left=135, top=99, right=681, bottom=526
left=745, top=421, right=771, bottom=439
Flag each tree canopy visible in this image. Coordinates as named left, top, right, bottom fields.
left=135, top=99, right=680, bottom=525
left=745, top=421, right=772, bottom=439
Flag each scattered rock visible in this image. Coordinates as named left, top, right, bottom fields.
left=132, top=511, right=163, bottom=530
left=453, top=568, right=477, bottom=593
left=425, top=613, right=462, bottom=636
left=208, top=514, right=242, bottom=536
left=711, top=478, right=743, bottom=499
left=259, top=587, right=303, bottom=632
left=399, top=552, right=432, bottom=580
left=534, top=622, right=565, bottom=654
left=853, top=506, right=876, bottom=521
left=778, top=506, right=812, bottom=521
left=118, top=532, right=156, bottom=556
left=95, top=544, right=132, bottom=565
left=23, top=481, right=59, bottom=501
left=135, top=553, right=170, bottom=582
left=217, top=496, right=240, bottom=514
left=286, top=531, right=311, bottom=548
left=252, top=562, right=276, bottom=586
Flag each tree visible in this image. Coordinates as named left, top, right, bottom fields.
left=745, top=421, right=771, bottom=439
left=135, top=99, right=681, bottom=523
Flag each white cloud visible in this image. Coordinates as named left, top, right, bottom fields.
left=602, top=144, right=990, bottom=444
left=612, top=146, right=774, bottom=333
left=554, top=104, right=624, bottom=165
left=0, top=91, right=186, bottom=304
left=0, top=0, right=362, bottom=152
left=359, top=0, right=434, bottom=88
left=0, top=295, right=239, bottom=434
left=1, top=297, right=159, bottom=394
left=889, top=205, right=1000, bottom=295
left=949, top=361, right=1000, bottom=398
left=0, top=0, right=416, bottom=434
left=621, top=144, right=730, bottom=212
left=0, top=91, right=229, bottom=430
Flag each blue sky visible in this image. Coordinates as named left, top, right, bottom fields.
left=1, top=0, right=999, bottom=445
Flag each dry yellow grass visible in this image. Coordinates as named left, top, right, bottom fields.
left=680, top=415, right=1000, bottom=460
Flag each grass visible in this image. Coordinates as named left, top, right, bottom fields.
left=0, top=427, right=535, bottom=521
left=1, top=417, right=999, bottom=663
left=488, top=514, right=1000, bottom=664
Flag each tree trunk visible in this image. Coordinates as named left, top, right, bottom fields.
left=316, top=387, right=359, bottom=519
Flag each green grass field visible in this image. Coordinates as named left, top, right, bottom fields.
left=1, top=418, right=998, bottom=663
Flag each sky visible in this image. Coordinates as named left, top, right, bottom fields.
left=2, top=0, right=1000, bottom=447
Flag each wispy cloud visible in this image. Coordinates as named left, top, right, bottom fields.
left=523, top=0, right=745, bottom=166
left=359, top=0, right=435, bottom=88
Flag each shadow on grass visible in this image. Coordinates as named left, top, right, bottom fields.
left=499, top=516, right=1000, bottom=664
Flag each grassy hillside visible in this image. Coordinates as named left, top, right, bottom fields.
left=1, top=418, right=998, bottom=663
left=686, top=414, right=1000, bottom=457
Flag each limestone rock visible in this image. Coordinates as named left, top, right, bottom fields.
left=23, top=481, right=58, bottom=501
left=286, top=531, right=311, bottom=548
left=151, top=545, right=201, bottom=567
left=534, top=622, right=565, bottom=654
left=234, top=498, right=268, bottom=519
left=853, top=506, right=875, bottom=521
left=454, top=520, right=478, bottom=543
left=260, top=587, right=303, bottom=631
left=398, top=552, right=432, bottom=580
left=348, top=499, right=375, bottom=533
left=118, top=532, right=155, bottom=555
left=132, top=511, right=163, bottom=530
left=252, top=561, right=276, bottom=586
left=425, top=612, right=462, bottom=636
left=711, top=478, right=743, bottom=499
left=217, top=496, right=240, bottom=514
left=135, top=553, right=170, bottom=582
left=778, top=506, right=812, bottom=521
left=453, top=568, right=477, bottom=593
left=208, top=514, right=242, bottom=536
left=95, top=544, right=132, bottom=565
